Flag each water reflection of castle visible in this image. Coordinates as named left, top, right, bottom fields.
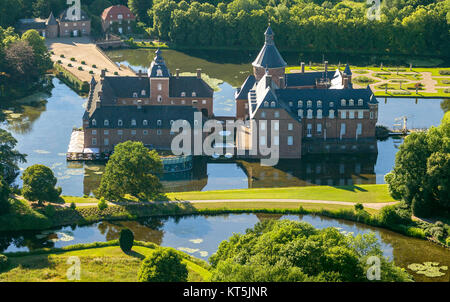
left=79, top=147, right=377, bottom=195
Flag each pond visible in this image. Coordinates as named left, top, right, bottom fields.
left=0, top=213, right=448, bottom=282
left=0, top=48, right=447, bottom=196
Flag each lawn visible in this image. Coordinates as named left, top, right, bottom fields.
left=166, top=184, right=396, bottom=203
left=0, top=243, right=211, bottom=282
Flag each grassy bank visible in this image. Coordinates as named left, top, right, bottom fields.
left=165, top=184, right=395, bottom=203
left=0, top=240, right=211, bottom=282
left=53, top=63, right=89, bottom=94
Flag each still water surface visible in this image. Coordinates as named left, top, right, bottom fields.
left=1, top=213, right=448, bottom=282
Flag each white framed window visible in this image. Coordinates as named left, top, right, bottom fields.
left=181, top=100, right=185, bottom=104
left=181, top=92, right=186, bottom=97
left=307, top=109, right=313, bottom=119
left=92, top=130, right=97, bottom=135
left=370, top=112, right=374, bottom=119
left=260, top=121, right=266, bottom=131
left=65, top=23, right=68, bottom=27
left=289, top=101, right=293, bottom=107
left=143, top=120, right=148, bottom=126
left=157, top=95, right=162, bottom=102
left=141, top=90, right=146, bottom=96
left=157, top=120, right=162, bottom=126
left=330, top=102, right=334, bottom=107
left=329, top=110, right=335, bottom=119
left=317, top=109, right=322, bottom=119
left=358, top=99, right=363, bottom=106
left=202, top=100, right=207, bottom=104
left=317, top=123, right=322, bottom=134
left=264, top=101, right=269, bottom=107
left=133, top=92, right=138, bottom=97
left=341, top=99, right=346, bottom=106
left=270, top=101, right=276, bottom=108
left=92, top=138, right=97, bottom=145
left=357, top=123, right=362, bottom=136
left=274, top=111, right=280, bottom=118
left=260, top=136, right=266, bottom=146
left=131, top=130, right=136, bottom=135
left=307, top=100, right=312, bottom=108
left=192, top=92, right=196, bottom=97
left=341, top=111, right=346, bottom=119
left=307, top=124, right=312, bottom=137
left=298, top=100, right=303, bottom=107
left=118, top=130, right=123, bottom=135
left=287, top=136, right=293, bottom=145
left=104, top=130, right=109, bottom=135
left=288, top=123, right=293, bottom=131
left=349, top=110, right=355, bottom=119
left=298, top=109, right=303, bottom=117
left=245, top=103, right=248, bottom=109
left=104, top=138, right=109, bottom=146
left=317, top=100, right=322, bottom=108
left=358, top=110, right=363, bottom=119
left=349, top=99, right=354, bottom=106
left=118, top=119, right=123, bottom=126
left=131, top=119, right=136, bottom=126
left=157, top=83, right=162, bottom=91
left=340, top=123, right=346, bottom=136
left=273, top=121, right=279, bottom=131
left=156, top=69, right=162, bottom=76
left=261, top=111, right=266, bottom=118
left=92, top=119, right=96, bottom=126
left=104, top=119, right=109, bottom=126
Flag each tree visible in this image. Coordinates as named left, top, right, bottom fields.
left=21, top=164, right=61, bottom=206
left=119, top=228, right=134, bottom=253
left=21, top=30, right=52, bottom=74
left=0, top=129, right=26, bottom=186
left=138, top=249, right=188, bottom=282
left=97, top=141, right=163, bottom=201
left=0, top=176, right=10, bottom=216
left=210, top=220, right=412, bottom=282
left=128, top=0, right=153, bottom=24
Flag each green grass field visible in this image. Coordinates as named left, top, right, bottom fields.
left=166, top=184, right=395, bottom=203
left=0, top=243, right=211, bottom=282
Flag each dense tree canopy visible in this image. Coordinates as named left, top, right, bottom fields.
left=0, top=129, right=26, bottom=187
left=385, top=112, right=450, bottom=217
left=210, top=219, right=412, bottom=282
left=97, top=141, right=163, bottom=201
left=138, top=248, right=188, bottom=282
left=21, top=164, right=61, bottom=205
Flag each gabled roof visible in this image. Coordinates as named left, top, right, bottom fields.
left=252, top=26, right=287, bottom=69
left=16, top=18, right=47, bottom=30
left=344, top=64, right=352, bottom=75
left=46, top=12, right=58, bottom=26
left=169, top=76, right=214, bottom=98
left=99, top=76, right=150, bottom=101
left=59, top=8, right=89, bottom=22
left=235, top=75, right=256, bottom=100
left=101, top=5, right=135, bottom=20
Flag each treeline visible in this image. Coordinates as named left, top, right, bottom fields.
left=0, top=28, right=52, bottom=100
left=142, top=0, right=450, bottom=56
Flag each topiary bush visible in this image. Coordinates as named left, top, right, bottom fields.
left=378, top=204, right=411, bottom=226
left=119, top=228, right=134, bottom=253
left=138, top=248, right=188, bottom=282
left=70, top=202, right=76, bottom=210
left=0, top=254, right=9, bottom=271
left=98, top=197, right=108, bottom=211
left=354, top=203, right=364, bottom=211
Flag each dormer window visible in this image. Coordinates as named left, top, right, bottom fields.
left=170, top=120, right=174, bottom=125
left=330, top=102, right=334, bottom=107
left=143, top=120, right=148, bottom=126
left=270, top=101, right=276, bottom=108
left=298, top=100, right=303, bottom=107
left=358, top=99, right=363, bottom=106
left=133, top=92, right=138, bottom=98
left=131, top=119, right=136, bottom=126
left=349, top=99, right=354, bottom=106
left=104, top=119, right=109, bottom=126
left=156, top=69, right=162, bottom=76
left=157, top=120, right=162, bottom=126
left=118, top=119, right=123, bottom=126
left=92, top=119, right=96, bottom=126
left=341, top=99, right=346, bottom=106
left=307, top=100, right=312, bottom=108
left=141, top=90, right=146, bottom=96
left=317, top=100, right=322, bottom=108
left=289, top=101, right=293, bottom=107
left=192, top=92, right=196, bottom=97
left=181, top=92, right=186, bottom=97
left=329, top=110, right=335, bottom=119
left=264, top=101, right=269, bottom=107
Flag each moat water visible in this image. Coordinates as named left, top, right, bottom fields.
left=1, top=213, right=449, bottom=282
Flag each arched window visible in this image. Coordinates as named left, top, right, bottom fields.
left=264, top=101, right=269, bottom=107
left=157, top=120, right=162, bottom=126
left=157, top=83, right=162, bottom=91
left=270, top=101, right=276, bottom=108
left=329, top=110, right=335, bottom=119
left=141, top=90, right=146, bottom=96
left=307, top=109, right=313, bottom=119
left=317, top=100, right=322, bottom=108
left=307, top=100, right=312, bottom=108
left=297, top=109, right=303, bottom=117
left=92, top=119, right=96, bottom=126
left=298, top=100, right=303, bottom=107
left=157, top=95, right=162, bottom=102
left=358, top=99, right=363, bottom=106
left=341, top=99, right=346, bottom=106
left=330, top=102, right=334, bottom=107
left=118, top=119, right=123, bottom=126
left=317, top=109, right=322, bottom=119
left=131, top=119, right=136, bottom=126
left=349, top=99, right=354, bottom=106
left=192, top=92, right=196, bottom=97
left=143, top=120, right=148, bottom=126
left=181, top=92, right=186, bottom=97
left=104, top=119, right=109, bottom=126
left=133, top=92, right=138, bottom=98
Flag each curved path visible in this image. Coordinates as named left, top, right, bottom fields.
left=71, top=199, right=397, bottom=210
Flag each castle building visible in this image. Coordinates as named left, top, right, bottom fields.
left=101, top=5, right=136, bottom=34
left=235, top=26, right=378, bottom=158
left=82, top=49, right=214, bottom=154
left=16, top=9, right=91, bottom=38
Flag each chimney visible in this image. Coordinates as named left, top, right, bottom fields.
left=343, top=77, right=349, bottom=89
left=96, top=100, right=101, bottom=108
left=324, top=61, right=328, bottom=74
left=196, top=68, right=201, bottom=79
left=137, top=99, right=142, bottom=109
left=176, top=69, right=180, bottom=78
left=301, top=62, right=305, bottom=73
left=265, top=74, right=272, bottom=88
left=97, top=91, right=102, bottom=98
left=101, top=69, right=106, bottom=78
left=279, top=76, right=285, bottom=89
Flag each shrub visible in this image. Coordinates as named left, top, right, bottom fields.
left=70, top=202, right=76, bottom=210
left=92, top=64, right=97, bottom=68
left=378, top=205, right=410, bottom=226
left=446, top=237, right=450, bottom=246
left=442, top=80, right=450, bottom=84
left=89, top=70, right=93, bottom=74
left=138, top=248, right=188, bottom=282
left=44, top=204, right=56, bottom=217
left=444, top=88, right=450, bottom=94
left=81, top=61, right=86, bottom=65
left=353, top=76, right=374, bottom=83
left=0, top=254, right=8, bottom=271
left=57, top=60, right=62, bottom=64
left=68, top=63, right=72, bottom=67
left=439, top=70, right=450, bottom=75
left=114, top=71, right=119, bottom=75
left=78, top=66, right=83, bottom=71
left=60, top=54, right=65, bottom=58
left=98, top=197, right=108, bottom=211
left=119, top=228, right=134, bottom=253
left=70, top=57, right=76, bottom=61
left=354, top=203, right=364, bottom=211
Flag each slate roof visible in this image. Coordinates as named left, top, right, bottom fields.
left=235, top=75, right=256, bottom=99
left=252, top=26, right=287, bottom=69
left=169, top=76, right=213, bottom=98
left=285, top=71, right=337, bottom=87
left=344, top=64, right=352, bottom=75
left=101, top=5, right=135, bottom=21
left=148, top=49, right=170, bottom=77
left=59, top=8, right=89, bottom=22
left=87, top=105, right=201, bottom=129
left=46, top=12, right=58, bottom=26
left=16, top=18, right=47, bottom=30
left=101, top=76, right=150, bottom=100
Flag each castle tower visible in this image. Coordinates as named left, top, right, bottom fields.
left=148, top=48, right=170, bottom=103
left=252, top=25, right=287, bottom=87
left=46, top=12, right=58, bottom=38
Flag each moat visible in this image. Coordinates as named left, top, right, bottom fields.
left=0, top=49, right=447, bottom=196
